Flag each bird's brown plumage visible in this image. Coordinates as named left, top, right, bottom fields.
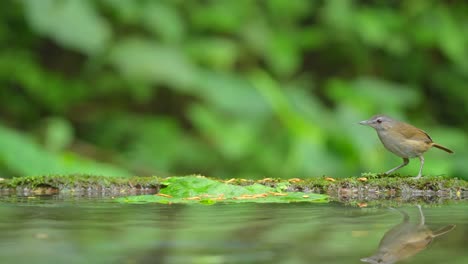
left=359, top=115, right=453, bottom=178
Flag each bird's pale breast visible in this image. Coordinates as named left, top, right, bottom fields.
left=377, top=130, right=431, bottom=158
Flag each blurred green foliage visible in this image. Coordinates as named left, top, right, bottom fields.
left=0, top=0, right=467, bottom=179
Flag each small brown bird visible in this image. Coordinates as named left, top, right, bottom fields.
left=361, top=205, right=455, bottom=264
left=359, top=115, right=453, bottom=178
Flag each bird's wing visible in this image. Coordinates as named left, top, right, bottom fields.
left=397, top=122, right=433, bottom=143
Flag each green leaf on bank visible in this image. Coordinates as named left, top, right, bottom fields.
left=116, top=176, right=328, bottom=204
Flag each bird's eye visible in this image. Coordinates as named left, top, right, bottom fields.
left=376, top=118, right=382, bottom=124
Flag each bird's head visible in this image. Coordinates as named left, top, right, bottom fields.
left=359, top=115, right=396, bottom=131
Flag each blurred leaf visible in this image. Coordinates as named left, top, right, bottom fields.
left=195, top=71, right=270, bottom=118
left=432, top=68, right=468, bottom=122
left=436, top=7, right=467, bottom=67
left=326, top=77, right=420, bottom=115
left=89, top=114, right=211, bottom=175
left=100, top=0, right=141, bottom=23
left=141, top=2, right=185, bottom=42
left=298, top=26, right=326, bottom=49
left=0, top=52, right=89, bottom=113
left=267, top=0, right=314, bottom=21
left=188, top=104, right=261, bottom=160
left=0, top=125, right=130, bottom=177
left=189, top=1, right=249, bottom=33
left=109, top=38, right=197, bottom=91
left=124, top=117, right=200, bottom=174
left=249, top=70, right=324, bottom=141
left=241, top=18, right=271, bottom=56
left=43, top=117, right=74, bottom=152
left=408, top=12, right=438, bottom=47
left=353, top=8, right=408, bottom=55
left=187, top=37, right=239, bottom=69
left=321, top=0, right=354, bottom=31
left=22, top=0, right=111, bottom=54
left=267, top=32, right=301, bottom=77
left=355, top=9, right=390, bottom=46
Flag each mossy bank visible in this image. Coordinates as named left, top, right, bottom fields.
left=0, top=174, right=467, bottom=204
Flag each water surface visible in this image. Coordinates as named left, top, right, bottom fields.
left=0, top=197, right=466, bottom=264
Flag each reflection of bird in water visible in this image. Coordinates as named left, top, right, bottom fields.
left=361, top=205, right=455, bottom=264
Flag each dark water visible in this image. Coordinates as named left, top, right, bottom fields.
left=0, top=197, right=466, bottom=264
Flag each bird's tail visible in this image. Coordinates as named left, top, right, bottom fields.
left=432, top=143, right=454, bottom=154
left=432, top=225, right=456, bottom=237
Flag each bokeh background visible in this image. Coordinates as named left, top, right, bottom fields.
left=1, top=0, right=467, bottom=179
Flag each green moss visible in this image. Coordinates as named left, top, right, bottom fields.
left=288, top=174, right=468, bottom=192
left=0, top=174, right=466, bottom=202
left=0, top=174, right=161, bottom=194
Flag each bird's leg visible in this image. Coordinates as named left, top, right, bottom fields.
left=417, top=205, right=425, bottom=227
left=414, top=156, right=424, bottom=179
left=385, top=158, right=409, bottom=175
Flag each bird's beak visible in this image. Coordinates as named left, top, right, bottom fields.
left=359, top=120, right=370, bottom=125
left=360, top=257, right=371, bottom=263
